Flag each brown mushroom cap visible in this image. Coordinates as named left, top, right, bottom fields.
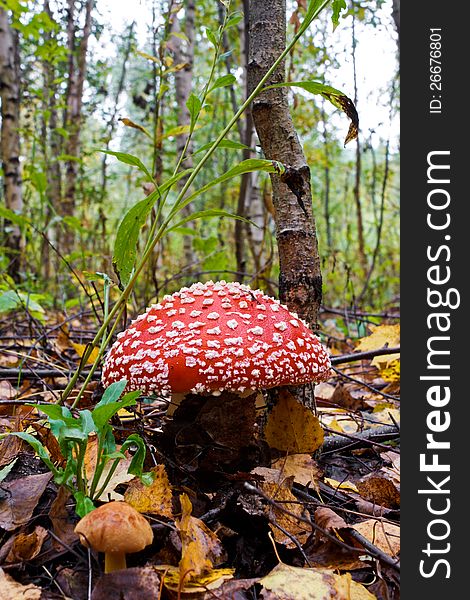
left=74, top=501, right=153, bottom=554
left=102, top=280, right=331, bottom=395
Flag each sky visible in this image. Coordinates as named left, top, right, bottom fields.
left=94, top=0, right=399, bottom=150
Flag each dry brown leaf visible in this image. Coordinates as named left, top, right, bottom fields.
left=90, top=567, right=161, bottom=600
left=356, top=472, right=400, bottom=509
left=314, top=506, right=348, bottom=534
left=176, top=494, right=225, bottom=583
left=124, top=464, right=173, bottom=518
left=49, top=486, right=78, bottom=549
left=259, top=478, right=310, bottom=549
left=0, top=472, right=52, bottom=531
left=265, top=390, right=324, bottom=453
left=259, top=563, right=376, bottom=599
left=0, top=568, right=42, bottom=599
left=5, top=526, right=48, bottom=563
left=271, top=454, right=322, bottom=489
left=0, top=435, right=27, bottom=468
left=84, top=434, right=135, bottom=501
left=353, top=519, right=400, bottom=557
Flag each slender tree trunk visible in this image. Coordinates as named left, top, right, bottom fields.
left=62, top=0, right=93, bottom=255
left=0, top=8, right=23, bottom=281
left=351, top=11, right=367, bottom=274
left=392, top=0, right=400, bottom=54
left=172, top=0, right=196, bottom=274
left=247, top=0, right=322, bottom=327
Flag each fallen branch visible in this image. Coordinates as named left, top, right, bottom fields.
left=322, top=424, right=400, bottom=453
left=330, top=346, right=400, bottom=365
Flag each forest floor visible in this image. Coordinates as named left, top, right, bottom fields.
left=0, top=306, right=400, bottom=599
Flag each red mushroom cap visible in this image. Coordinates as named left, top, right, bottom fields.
left=102, top=281, right=331, bottom=395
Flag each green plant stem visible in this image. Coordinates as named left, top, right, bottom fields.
left=59, top=0, right=331, bottom=405
left=93, top=457, right=121, bottom=501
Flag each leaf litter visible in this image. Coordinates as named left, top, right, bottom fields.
left=0, top=309, right=400, bottom=598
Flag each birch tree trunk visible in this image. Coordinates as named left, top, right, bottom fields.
left=0, top=8, right=23, bottom=281
left=247, top=0, right=322, bottom=327
left=62, top=0, right=93, bottom=255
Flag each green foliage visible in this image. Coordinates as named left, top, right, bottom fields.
left=1, top=381, right=150, bottom=517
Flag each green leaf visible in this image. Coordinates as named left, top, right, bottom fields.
left=5, top=432, right=59, bottom=477
left=205, top=27, right=218, bottom=47
left=186, top=93, right=202, bottom=131
left=176, top=159, right=285, bottom=211
left=225, top=12, right=243, bottom=29
left=92, top=394, right=140, bottom=430
left=208, top=74, right=236, bottom=95
left=0, top=458, right=17, bottom=483
left=120, top=434, right=147, bottom=478
left=169, top=209, right=254, bottom=232
left=100, top=150, right=154, bottom=183
left=94, top=379, right=127, bottom=409
left=0, top=205, right=30, bottom=227
left=113, top=170, right=192, bottom=287
left=332, top=0, right=347, bottom=30
left=193, top=139, right=252, bottom=156
left=33, top=404, right=73, bottom=422
left=263, top=80, right=359, bottom=145
left=298, top=0, right=330, bottom=36
left=73, top=491, right=96, bottom=517
left=113, top=194, right=157, bottom=287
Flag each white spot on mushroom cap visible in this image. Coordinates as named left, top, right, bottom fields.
left=207, top=312, right=220, bottom=320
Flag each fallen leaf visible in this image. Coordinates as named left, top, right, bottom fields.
left=49, top=486, right=78, bottom=549
left=265, top=390, right=324, bottom=453
left=314, top=506, right=348, bottom=534
left=176, top=494, right=225, bottom=583
left=356, top=325, right=400, bottom=376
left=0, top=472, right=52, bottom=531
left=324, top=477, right=359, bottom=493
left=260, top=479, right=311, bottom=548
left=124, top=465, right=173, bottom=518
left=162, top=566, right=235, bottom=596
left=259, top=563, right=376, bottom=599
left=84, top=435, right=135, bottom=501
left=0, top=568, right=42, bottom=599
left=271, top=454, right=322, bottom=489
left=356, top=472, right=400, bottom=509
left=91, top=567, right=161, bottom=600
left=71, top=342, right=100, bottom=365
left=353, top=519, right=400, bottom=557
left=5, top=525, right=48, bottom=563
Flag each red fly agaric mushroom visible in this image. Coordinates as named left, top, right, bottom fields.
left=74, top=501, right=153, bottom=573
left=102, top=280, right=331, bottom=397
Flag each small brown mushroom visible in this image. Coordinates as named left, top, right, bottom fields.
left=74, top=501, right=153, bottom=573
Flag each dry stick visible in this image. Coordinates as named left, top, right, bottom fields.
left=243, top=482, right=400, bottom=572
left=330, top=365, right=400, bottom=402
left=322, top=424, right=400, bottom=453
left=330, top=346, right=400, bottom=365
left=269, top=519, right=312, bottom=567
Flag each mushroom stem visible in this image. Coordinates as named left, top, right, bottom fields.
left=105, top=552, right=126, bottom=573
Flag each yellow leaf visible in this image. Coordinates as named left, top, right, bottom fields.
left=324, top=477, right=359, bottom=493
left=380, top=358, right=401, bottom=382
left=71, top=342, right=99, bottom=365
left=260, top=479, right=311, bottom=548
left=124, top=465, right=173, bottom=518
left=271, top=454, right=322, bottom=488
left=176, top=494, right=225, bottom=583
left=119, top=117, right=153, bottom=139
left=161, top=566, right=234, bottom=593
left=356, top=324, right=400, bottom=353
left=264, top=390, right=324, bottom=453
left=259, top=563, right=376, bottom=600
left=353, top=519, right=400, bottom=557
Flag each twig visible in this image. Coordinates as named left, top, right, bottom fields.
left=322, top=425, right=400, bottom=453
left=330, top=365, right=400, bottom=401
left=346, top=527, right=400, bottom=571
left=330, top=346, right=400, bottom=365
left=0, top=367, right=100, bottom=380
